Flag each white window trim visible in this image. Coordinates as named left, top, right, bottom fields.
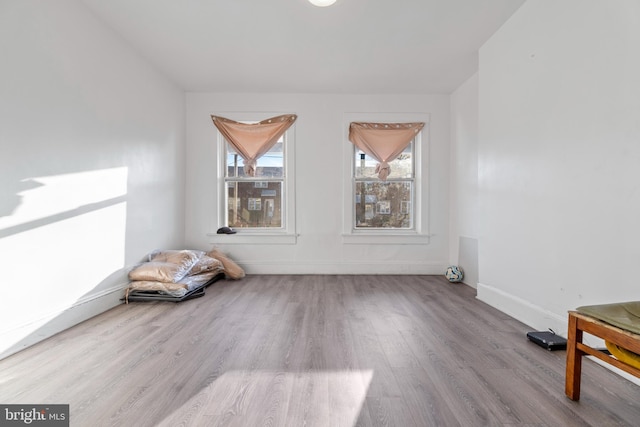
left=208, top=112, right=297, bottom=245
left=341, top=112, right=431, bottom=245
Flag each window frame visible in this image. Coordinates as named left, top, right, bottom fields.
left=341, top=112, right=431, bottom=245
left=210, top=112, right=297, bottom=245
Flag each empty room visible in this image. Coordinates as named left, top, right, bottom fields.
left=1, top=0, right=640, bottom=425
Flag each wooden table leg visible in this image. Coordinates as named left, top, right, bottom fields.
left=565, top=312, right=583, bottom=400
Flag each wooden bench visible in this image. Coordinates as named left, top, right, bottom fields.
left=566, top=310, right=640, bottom=400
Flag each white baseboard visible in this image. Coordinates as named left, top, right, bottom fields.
left=239, top=261, right=448, bottom=275
left=0, top=283, right=127, bottom=360
left=476, top=282, right=567, bottom=334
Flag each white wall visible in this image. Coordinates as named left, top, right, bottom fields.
left=0, top=0, right=185, bottom=358
left=477, top=0, right=640, bottom=334
left=185, top=93, right=450, bottom=274
left=449, top=73, right=479, bottom=287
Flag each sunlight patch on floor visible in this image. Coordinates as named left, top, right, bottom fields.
left=158, top=370, right=374, bottom=427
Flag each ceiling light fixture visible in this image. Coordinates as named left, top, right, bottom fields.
left=308, top=0, right=337, bottom=7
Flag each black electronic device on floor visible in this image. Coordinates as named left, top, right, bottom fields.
left=526, top=330, right=567, bottom=351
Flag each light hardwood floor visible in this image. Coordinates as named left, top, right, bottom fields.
left=1, top=275, right=640, bottom=426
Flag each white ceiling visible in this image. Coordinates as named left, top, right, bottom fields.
left=81, top=0, right=525, bottom=94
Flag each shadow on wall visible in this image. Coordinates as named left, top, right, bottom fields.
left=0, top=179, right=43, bottom=219
left=0, top=167, right=132, bottom=360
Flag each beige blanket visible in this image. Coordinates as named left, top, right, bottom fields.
left=126, top=249, right=243, bottom=302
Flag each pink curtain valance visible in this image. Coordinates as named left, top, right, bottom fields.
left=349, top=122, right=424, bottom=180
left=211, top=114, right=297, bottom=176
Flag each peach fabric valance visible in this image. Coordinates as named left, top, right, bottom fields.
left=349, top=122, right=424, bottom=180
left=211, top=114, right=297, bottom=176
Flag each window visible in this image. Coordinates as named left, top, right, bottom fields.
left=212, top=113, right=298, bottom=244
left=247, top=198, right=262, bottom=211
left=354, top=141, right=414, bottom=229
left=225, top=135, right=284, bottom=228
left=342, top=113, right=430, bottom=245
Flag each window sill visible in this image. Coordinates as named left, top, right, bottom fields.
left=341, top=232, right=431, bottom=245
left=207, top=232, right=298, bottom=245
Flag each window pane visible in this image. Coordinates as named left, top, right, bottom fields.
left=226, top=139, right=284, bottom=178
left=354, top=181, right=412, bottom=228
left=226, top=181, right=282, bottom=228
left=354, top=142, right=413, bottom=179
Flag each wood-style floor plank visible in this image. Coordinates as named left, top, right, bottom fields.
left=1, top=275, right=640, bottom=426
